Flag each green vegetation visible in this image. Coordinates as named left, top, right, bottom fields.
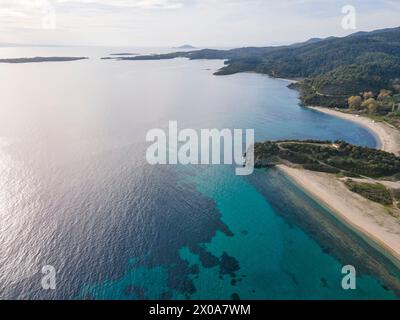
left=344, top=180, right=393, bottom=206
left=253, top=140, right=400, bottom=179
left=254, top=140, right=400, bottom=208
left=127, top=27, right=400, bottom=109
left=345, top=87, right=400, bottom=128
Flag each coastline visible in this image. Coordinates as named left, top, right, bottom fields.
left=308, top=106, right=400, bottom=156
left=276, top=106, right=400, bottom=266
left=277, top=165, right=400, bottom=267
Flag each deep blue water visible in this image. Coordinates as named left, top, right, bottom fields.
left=0, top=47, right=399, bottom=299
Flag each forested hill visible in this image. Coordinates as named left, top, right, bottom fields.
left=122, top=27, right=400, bottom=108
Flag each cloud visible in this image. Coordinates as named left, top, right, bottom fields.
left=0, top=0, right=398, bottom=46
left=0, top=0, right=187, bottom=17
left=56, top=0, right=186, bottom=9
left=0, top=0, right=185, bottom=32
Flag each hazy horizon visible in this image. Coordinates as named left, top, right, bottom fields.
left=0, top=0, right=399, bottom=47
left=1, top=23, right=400, bottom=49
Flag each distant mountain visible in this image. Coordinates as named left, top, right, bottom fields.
left=348, top=27, right=400, bottom=37
left=290, top=37, right=329, bottom=48
left=126, top=26, right=400, bottom=108
left=174, top=44, right=196, bottom=49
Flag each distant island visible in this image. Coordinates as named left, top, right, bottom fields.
left=109, top=53, right=138, bottom=56
left=0, top=57, right=88, bottom=63
left=174, top=44, right=196, bottom=49
left=100, top=53, right=139, bottom=60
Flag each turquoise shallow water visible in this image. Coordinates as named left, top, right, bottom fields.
left=0, top=47, right=399, bottom=299
left=79, top=165, right=399, bottom=300
left=181, top=166, right=399, bottom=299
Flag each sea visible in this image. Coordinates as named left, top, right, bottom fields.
left=0, top=46, right=399, bottom=300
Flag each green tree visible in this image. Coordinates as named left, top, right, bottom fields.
left=362, top=98, right=379, bottom=114
left=348, top=96, right=363, bottom=109
left=378, top=89, right=392, bottom=101
left=363, top=91, right=374, bottom=99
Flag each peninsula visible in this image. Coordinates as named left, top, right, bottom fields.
left=120, top=27, right=400, bottom=266
left=0, top=57, right=88, bottom=63
left=121, top=27, right=400, bottom=120
left=109, top=53, right=138, bottom=56
left=119, top=28, right=399, bottom=100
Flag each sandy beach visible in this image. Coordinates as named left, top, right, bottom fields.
left=277, top=108, right=400, bottom=265
left=309, top=106, right=400, bottom=156
left=278, top=165, right=400, bottom=266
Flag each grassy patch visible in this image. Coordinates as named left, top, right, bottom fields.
left=344, top=180, right=393, bottom=206
left=254, top=140, right=400, bottom=179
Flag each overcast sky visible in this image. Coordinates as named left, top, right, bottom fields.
left=0, top=0, right=399, bottom=47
